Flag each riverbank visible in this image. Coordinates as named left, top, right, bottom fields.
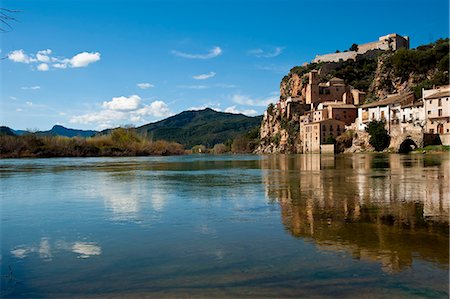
left=0, top=128, right=185, bottom=158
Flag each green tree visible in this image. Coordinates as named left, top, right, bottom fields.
left=349, top=43, right=358, bottom=51
left=366, top=120, right=390, bottom=151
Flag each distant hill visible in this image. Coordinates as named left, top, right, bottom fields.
left=1, top=125, right=97, bottom=138
left=36, top=125, right=97, bottom=138
left=0, top=126, right=17, bottom=136
left=135, top=108, right=263, bottom=148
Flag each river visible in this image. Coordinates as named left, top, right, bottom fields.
left=1, top=154, right=448, bottom=298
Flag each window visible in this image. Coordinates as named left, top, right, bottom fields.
left=337, top=125, right=340, bottom=131
left=429, top=100, right=433, bottom=104
left=428, top=111, right=431, bottom=115
left=330, top=125, right=333, bottom=131
left=431, top=121, right=434, bottom=124
left=372, top=112, right=375, bottom=119
left=438, top=99, right=442, bottom=106
left=403, top=115, right=406, bottom=122
left=429, top=129, right=434, bottom=133
left=381, top=111, right=385, bottom=119
left=322, top=125, right=326, bottom=130
left=438, top=109, right=443, bottom=116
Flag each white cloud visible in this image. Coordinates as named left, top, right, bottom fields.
left=224, top=105, right=258, bottom=116
left=8, top=49, right=35, bottom=63
left=70, top=95, right=172, bottom=129
left=7, top=49, right=101, bottom=70
left=137, top=82, right=154, bottom=89
left=59, top=112, right=67, bottom=116
left=21, top=86, right=41, bottom=90
left=70, top=52, right=101, bottom=68
left=36, top=49, right=52, bottom=62
left=135, top=100, right=171, bottom=118
left=16, top=108, right=23, bottom=112
left=70, top=109, right=128, bottom=125
left=52, top=63, right=68, bottom=69
left=37, top=63, right=49, bottom=71
left=215, top=83, right=237, bottom=88
left=231, top=93, right=278, bottom=107
left=248, top=47, right=284, bottom=58
left=102, top=95, right=142, bottom=111
left=177, top=85, right=209, bottom=89
left=10, top=96, right=17, bottom=100
left=26, top=101, right=33, bottom=106
left=171, top=46, right=222, bottom=59
left=193, top=71, right=216, bottom=80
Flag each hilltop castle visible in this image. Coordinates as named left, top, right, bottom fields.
left=312, top=33, right=410, bottom=63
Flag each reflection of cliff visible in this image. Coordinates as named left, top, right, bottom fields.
left=261, top=154, right=449, bottom=273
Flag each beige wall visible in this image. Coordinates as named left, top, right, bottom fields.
left=328, top=107, right=357, bottom=125
left=425, top=94, right=450, bottom=134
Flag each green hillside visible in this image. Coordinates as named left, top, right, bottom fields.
left=136, top=108, right=262, bottom=148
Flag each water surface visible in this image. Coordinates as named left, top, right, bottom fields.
left=1, top=154, right=448, bottom=298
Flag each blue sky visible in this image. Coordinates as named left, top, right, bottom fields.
left=1, top=0, right=449, bottom=130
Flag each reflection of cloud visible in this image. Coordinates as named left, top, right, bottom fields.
left=197, top=223, right=217, bottom=236
left=39, top=238, right=52, bottom=261
left=11, top=238, right=101, bottom=260
left=72, top=242, right=102, bottom=259
left=151, top=192, right=166, bottom=212
left=11, top=248, right=29, bottom=259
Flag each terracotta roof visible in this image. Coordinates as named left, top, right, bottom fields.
left=360, top=92, right=414, bottom=108
left=424, top=90, right=450, bottom=99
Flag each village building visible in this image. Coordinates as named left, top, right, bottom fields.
left=305, top=71, right=365, bottom=106
left=300, top=119, right=346, bottom=153
left=423, top=85, right=450, bottom=144
left=392, top=101, right=425, bottom=133
left=356, top=92, right=415, bottom=132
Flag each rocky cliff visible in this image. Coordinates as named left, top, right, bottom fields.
left=256, top=38, right=449, bottom=154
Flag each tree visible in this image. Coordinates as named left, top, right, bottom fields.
left=366, top=120, right=390, bottom=151
left=349, top=43, right=358, bottom=52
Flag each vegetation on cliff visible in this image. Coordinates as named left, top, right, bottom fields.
left=280, top=38, right=449, bottom=102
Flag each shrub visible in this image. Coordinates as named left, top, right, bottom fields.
left=213, top=143, right=227, bottom=154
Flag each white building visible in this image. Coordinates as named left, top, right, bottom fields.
left=356, top=92, right=415, bottom=131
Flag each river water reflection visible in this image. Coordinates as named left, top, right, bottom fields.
left=1, top=154, right=448, bottom=298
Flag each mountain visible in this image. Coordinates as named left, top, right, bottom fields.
left=36, top=125, right=98, bottom=138
left=0, top=126, right=17, bottom=136
left=135, top=108, right=263, bottom=148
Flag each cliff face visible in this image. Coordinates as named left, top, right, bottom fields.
left=256, top=38, right=449, bottom=154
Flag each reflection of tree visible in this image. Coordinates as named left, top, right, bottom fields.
left=261, top=154, right=449, bottom=273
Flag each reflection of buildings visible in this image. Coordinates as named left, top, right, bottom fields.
left=261, top=154, right=449, bottom=273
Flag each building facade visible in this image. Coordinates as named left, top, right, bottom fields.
left=423, top=86, right=450, bottom=145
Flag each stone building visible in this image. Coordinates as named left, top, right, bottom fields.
left=305, top=70, right=365, bottom=105
left=423, top=85, right=450, bottom=145
left=312, top=33, right=410, bottom=63
left=300, top=119, right=346, bottom=153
